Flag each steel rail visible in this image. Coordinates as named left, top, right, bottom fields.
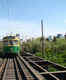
left=16, top=56, right=36, bottom=80
left=22, top=53, right=66, bottom=80
left=18, top=55, right=45, bottom=80
left=24, top=57, right=60, bottom=80
left=0, top=59, right=7, bottom=80
left=2, top=58, right=17, bottom=80
left=14, top=57, right=22, bottom=80
left=40, top=71, right=66, bottom=74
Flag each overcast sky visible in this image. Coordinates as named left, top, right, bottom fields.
left=0, top=0, right=66, bottom=39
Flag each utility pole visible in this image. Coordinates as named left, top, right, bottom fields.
left=41, top=19, right=44, bottom=57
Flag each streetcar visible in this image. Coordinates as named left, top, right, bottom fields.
left=3, top=35, right=21, bottom=55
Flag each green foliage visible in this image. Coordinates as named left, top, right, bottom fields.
left=35, top=52, right=42, bottom=57
left=22, top=37, right=66, bottom=67
left=22, top=38, right=41, bottom=53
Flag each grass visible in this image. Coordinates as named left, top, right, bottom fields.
left=35, top=52, right=66, bottom=67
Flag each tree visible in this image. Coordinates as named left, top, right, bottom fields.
left=53, top=36, right=56, bottom=42
left=64, top=33, right=66, bottom=40
left=56, top=34, right=63, bottom=38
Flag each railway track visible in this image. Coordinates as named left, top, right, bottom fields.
left=0, top=55, right=44, bottom=80
left=0, top=58, right=7, bottom=80
left=22, top=53, right=66, bottom=80
left=0, top=53, right=65, bottom=80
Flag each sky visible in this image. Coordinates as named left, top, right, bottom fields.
left=0, top=0, right=66, bottom=39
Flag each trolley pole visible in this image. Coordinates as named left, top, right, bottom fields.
left=41, top=19, right=44, bottom=57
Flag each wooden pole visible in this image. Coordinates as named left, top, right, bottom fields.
left=41, top=19, right=44, bottom=57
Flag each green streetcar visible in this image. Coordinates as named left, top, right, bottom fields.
left=3, top=35, right=21, bottom=55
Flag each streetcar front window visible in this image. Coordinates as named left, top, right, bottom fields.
left=4, top=40, right=19, bottom=45
left=9, top=40, right=18, bottom=45
left=9, top=40, right=13, bottom=45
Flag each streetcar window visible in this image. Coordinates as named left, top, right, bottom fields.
left=9, top=40, right=18, bottom=45
left=15, top=40, right=18, bottom=44
left=8, top=36, right=15, bottom=39
left=3, top=40, right=19, bottom=45
left=3, top=41, right=8, bottom=45
left=9, top=40, right=13, bottom=45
